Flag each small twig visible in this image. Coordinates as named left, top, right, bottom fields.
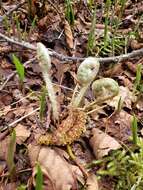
left=0, top=57, right=36, bottom=91
left=1, top=33, right=143, bottom=63
left=0, top=168, right=32, bottom=178
left=0, top=33, right=36, bottom=50
left=8, top=107, right=39, bottom=127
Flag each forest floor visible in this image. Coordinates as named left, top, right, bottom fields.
left=0, top=1, right=143, bottom=190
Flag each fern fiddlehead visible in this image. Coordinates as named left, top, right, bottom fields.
left=72, top=57, right=100, bottom=107
left=84, top=78, right=119, bottom=110
left=37, top=43, right=59, bottom=121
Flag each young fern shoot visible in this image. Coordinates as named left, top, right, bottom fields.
left=37, top=43, right=59, bottom=121
left=72, top=57, right=100, bottom=107
left=84, top=78, right=119, bottom=110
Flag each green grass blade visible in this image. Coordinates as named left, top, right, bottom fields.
left=12, top=54, right=25, bottom=82
left=104, top=0, right=111, bottom=47
left=131, top=115, right=138, bottom=145
left=35, top=163, right=43, bottom=190
left=65, top=0, right=74, bottom=25
left=87, top=7, right=96, bottom=55
left=17, top=184, right=27, bottom=190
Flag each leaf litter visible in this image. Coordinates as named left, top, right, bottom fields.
left=0, top=1, right=143, bottom=189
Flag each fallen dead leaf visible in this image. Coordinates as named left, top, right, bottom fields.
left=0, top=183, right=17, bottom=190
left=136, top=96, right=143, bottom=111
left=28, top=145, right=83, bottom=190
left=15, top=124, right=31, bottom=145
left=130, top=39, right=143, bottom=50
left=0, top=137, right=11, bottom=160
left=0, top=160, right=6, bottom=175
left=64, top=20, right=74, bottom=49
left=105, top=110, right=132, bottom=142
left=86, top=173, right=99, bottom=190
left=107, top=86, right=135, bottom=109
left=90, top=128, right=121, bottom=159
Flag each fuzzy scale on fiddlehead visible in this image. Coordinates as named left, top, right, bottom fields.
left=72, top=57, right=100, bottom=107
left=37, top=43, right=59, bottom=121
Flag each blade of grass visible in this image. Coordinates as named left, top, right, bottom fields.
left=87, top=7, right=96, bottom=55
left=12, top=54, right=25, bottom=82
left=65, top=0, right=74, bottom=25
left=131, top=115, right=138, bottom=145
left=35, top=163, right=43, bottom=190
left=104, top=0, right=111, bottom=47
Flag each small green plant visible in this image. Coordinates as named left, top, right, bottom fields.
left=29, top=15, right=37, bottom=36
left=87, top=0, right=94, bottom=8
left=2, top=16, right=11, bottom=35
left=35, top=163, right=43, bottom=190
left=7, top=130, right=16, bottom=179
left=15, top=14, right=22, bottom=40
left=88, top=115, right=143, bottom=189
left=116, top=96, right=123, bottom=112
left=87, top=8, right=96, bottom=55
left=103, top=0, right=111, bottom=47
left=12, top=54, right=25, bottom=82
left=131, top=115, right=138, bottom=145
left=65, top=0, right=74, bottom=25
left=17, top=184, right=27, bottom=190
left=119, top=0, right=126, bottom=20
left=27, top=0, right=35, bottom=20
left=134, top=64, right=143, bottom=92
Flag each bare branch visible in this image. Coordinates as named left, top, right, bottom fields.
left=0, top=32, right=143, bottom=63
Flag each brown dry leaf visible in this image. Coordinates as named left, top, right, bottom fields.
left=0, top=93, right=13, bottom=106
left=15, top=124, right=31, bottom=145
left=0, top=182, right=17, bottom=190
left=90, top=128, right=121, bottom=159
left=0, top=160, right=6, bottom=175
left=0, top=137, right=10, bottom=160
left=105, top=110, right=132, bottom=142
left=0, top=46, right=12, bottom=54
left=71, top=165, right=84, bottom=185
left=107, top=86, right=135, bottom=109
left=13, top=107, right=26, bottom=116
left=28, top=144, right=41, bottom=167
left=1, top=58, right=13, bottom=69
left=86, top=173, right=99, bottom=190
left=28, top=145, right=81, bottom=190
left=64, top=20, right=74, bottom=49
left=104, top=63, right=123, bottom=77
left=38, top=15, right=48, bottom=28
left=136, top=96, right=143, bottom=111
left=130, top=39, right=143, bottom=50
left=13, top=106, right=35, bottom=119
left=0, top=105, right=11, bottom=117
